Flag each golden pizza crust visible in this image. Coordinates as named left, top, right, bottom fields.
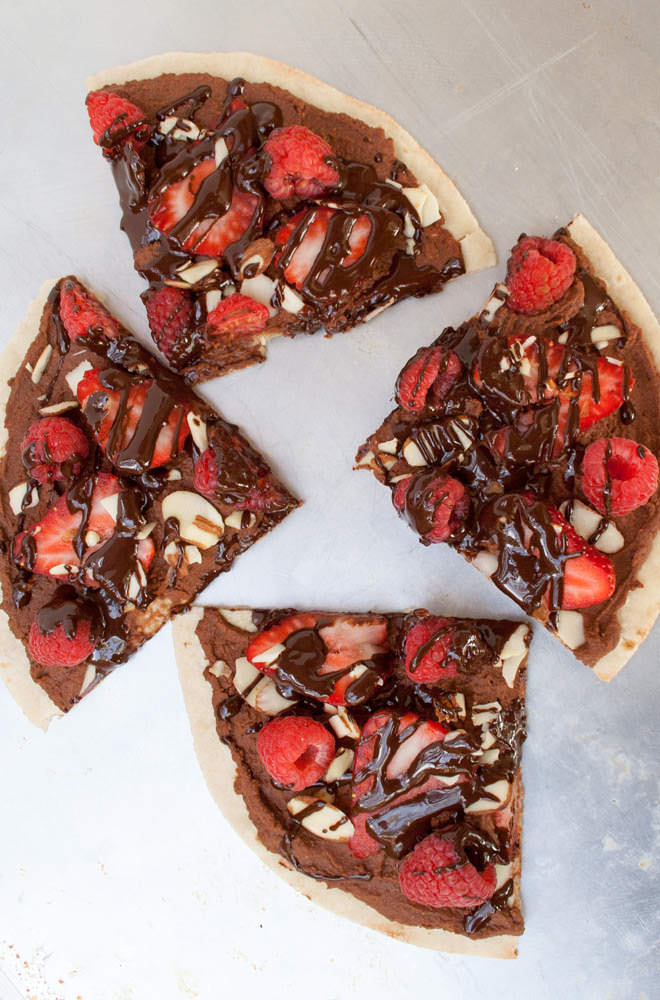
left=86, top=52, right=496, bottom=273
left=567, top=214, right=660, bottom=680
left=172, top=608, right=518, bottom=958
left=0, top=280, right=63, bottom=729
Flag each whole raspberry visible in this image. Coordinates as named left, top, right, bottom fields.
left=257, top=715, right=335, bottom=791
left=28, top=616, right=95, bottom=669
left=404, top=617, right=457, bottom=683
left=399, top=831, right=497, bottom=909
left=59, top=278, right=120, bottom=342
left=582, top=437, right=659, bottom=516
left=193, top=446, right=219, bottom=499
left=86, top=90, right=149, bottom=154
left=144, top=285, right=194, bottom=360
left=21, top=417, right=89, bottom=484
left=506, top=236, right=576, bottom=314
left=394, top=471, right=469, bottom=543
left=395, top=345, right=462, bottom=413
left=263, top=125, right=339, bottom=200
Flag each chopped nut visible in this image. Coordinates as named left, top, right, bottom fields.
left=39, top=400, right=79, bottom=415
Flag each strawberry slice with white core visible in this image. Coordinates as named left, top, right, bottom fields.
left=14, top=473, right=154, bottom=585
left=275, top=208, right=371, bottom=290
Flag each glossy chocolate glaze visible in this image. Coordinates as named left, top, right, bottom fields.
left=97, top=74, right=463, bottom=379
left=0, top=278, right=298, bottom=711
left=197, top=607, right=527, bottom=939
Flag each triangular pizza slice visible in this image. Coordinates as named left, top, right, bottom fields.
left=84, top=52, right=495, bottom=382
left=173, top=605, right=529, bottom=958
left=0, top=278, right=298, bottom=726
left=356, top=215, right=660, bottom=680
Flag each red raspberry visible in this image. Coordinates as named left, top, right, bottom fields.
left=257, top=716, right=335, bottom=791
left=28, top=616, right=95, bottom=668
left=395, top=346, right=462, bottom=413
left=144, top=285, right=194, bottom=360
left=399, top=831, right=497, bottom=909
left=86, top=90, right=148, bottom=154
left=506, top=236, right=576, bottom=314
left=193, top=446, right=219, bottom=497
left=21, top=417, right=89, bottom=484
left=263, top=125, right=339, bottom=201
left=207, top=293, right=269, bottom=338
left=582, top=437, right=659, bottom=516
left=404, top=617, right=457, bottom=683
left=394, top=471, right=469, bottom=543
left=59, top=278, right=120, bottom=342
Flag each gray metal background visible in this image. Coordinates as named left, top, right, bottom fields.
left=0, top=1, right=658, bottom=997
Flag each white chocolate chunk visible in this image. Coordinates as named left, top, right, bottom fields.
left=164, top=540, right=180, bottom=566
left=287, top=796, right=354, bottom=842
left=560, top=499, right=624, bottom=554
left=49, top=564, right=71, bottom=577
left=219, top=608, right=256, bottom=633
left=186, top=412, right=208, bottom=453
left=8, top=482, right=38, bottom=516
left=402, top=183, right=441, bottom=227
left=215, top=137, right=229, bottom=165
left=495, top=862, right=514, bottom=891
left=79, top=662, right=96, bottom=694
left=127, top=573, right=141, bottom=600
left=85, top=530, right=100, bottom=547
left=161, top=491, right=224, bottom=549
left=166, top=469, right=182, bottom=482
left=232, top=656, right=296, bottom=715
left=363, top=299, right=394, bottom=322
left=481, top=729, right=496, bottom=750
left=65, top=360, right=94, bottom=394
left=224, top=511, right=243, bottom=530
left=136, top=521, right=156, bottom=540
left=39, top=400, right=79, bottom=415
left=465, top=779, right=511, bottom=814
left=481, top=285, right=508, bottom=323
left=233, top=656, right=261, bottom=694
left=31, top=345, right=53, bottom=384
left=172, top=121, right=200, bottom=142
left=158, top=116, right=178, bottom=135
left=498, top=623, right=529, bottom=688
left=240, top=275, right=277, bottom=317
left=454, top=693, right=466, bottom=719
left=324, top=748, right=354, bottom=783
left=480, top=748, right=500, bottom=765
left=555, top=609, right=585, bottom=650
left=205, top=289, right=222, bottom=313
left=99, top=493, right=119, bottom=520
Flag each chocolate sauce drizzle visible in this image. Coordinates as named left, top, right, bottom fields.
left=106, top=77, right=461, bottom=372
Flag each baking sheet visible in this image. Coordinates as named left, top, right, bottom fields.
left=1, top=0, right=659, bottom=997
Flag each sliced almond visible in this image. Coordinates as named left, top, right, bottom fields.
left=240, top=275, right=277, bottom=317
left=8, top=482, right=38, bottom=516
left=232, top=656, right=296, bottom=714
left=79, top=662, right=96, bottom=695
left=99, top=493, right=119, bottom=521
left=219, top=608, right=256, bottom=633
left=215, top=137, right=229, bottom=165
left=471, top=701, right=501, bottom=726
left=136, top=521, right=156, bottom=540
left=186, top=412, right=208, bottom=453
left=65, top=359, right=94, bottom=394
left=205, top=289, right=222, bottom=313
left=287, top=796, right=354, bottom=842
left=39, top=400, right=79, bottom=415
left=328, top=706, right=361, bottom=741
left=323, top=748, right=354, bottom=783
left=161, top=491, right=224, bottom=549
left=378, top=439, right=398, bottom=456
left=166, top=469, right=182, bottom=482
left=402, top=439, right=426, bottom=466
left=224, top=511, right=243, bottom=530
left=49, top=564, right=71, bottom=577
left=465, top=779, right=511, bottom=814
left=402, top=183, right=441, bottom=227
left=280, top=285, right=304, bottom=315
left=250, top=642, right=284, bottom=667
left=176, top=259, right=217, bottom=285
left=31, top=345, right=53, bottom=384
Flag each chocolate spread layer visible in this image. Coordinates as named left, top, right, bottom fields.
left=194, top=607, right=528, bottom=939
left=0, top=279, right=298, bottom=712
left=356, top=231, right=660, bottom=668
left=94, top=72, right=464, bottom=381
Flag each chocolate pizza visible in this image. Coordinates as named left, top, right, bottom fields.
left=173, top=606, right=530, bottom=958
left=357, top=215, right=660, bottom=679
left=83, top=52, right=494, bottom=381
left=0, top=278, right=298, bottom=726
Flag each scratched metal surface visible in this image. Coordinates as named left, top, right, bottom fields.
left=1, top=1, right=659, bottom=998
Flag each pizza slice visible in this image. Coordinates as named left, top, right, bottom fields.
left=173, top=605, right=530, bottom=957
left=0, top=278, right=298, bottom=726
left=84, top=52, right=495, bottom=382
left=356, top=215, right=660, bottom=680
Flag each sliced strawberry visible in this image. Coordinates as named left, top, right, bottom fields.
left=246, top=614, right=390, bottom=705
left=149, top=158, right=217, bottom=235
left=574, top=359, right=631, bottom=432
left=13, top=473, right=153, bottom=586
left=349, top=711, right=450, bottom=858
left=184, top=187, right=258, bottom=257
left=558, top=513, right=616, bottom=610
left=207, top=293, right=269, bottom=338
left=274, top=207, right=371, bottom=290
left=77, top=368, right=189, bottom=471
left=59, top=278, right=120, bottom=342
